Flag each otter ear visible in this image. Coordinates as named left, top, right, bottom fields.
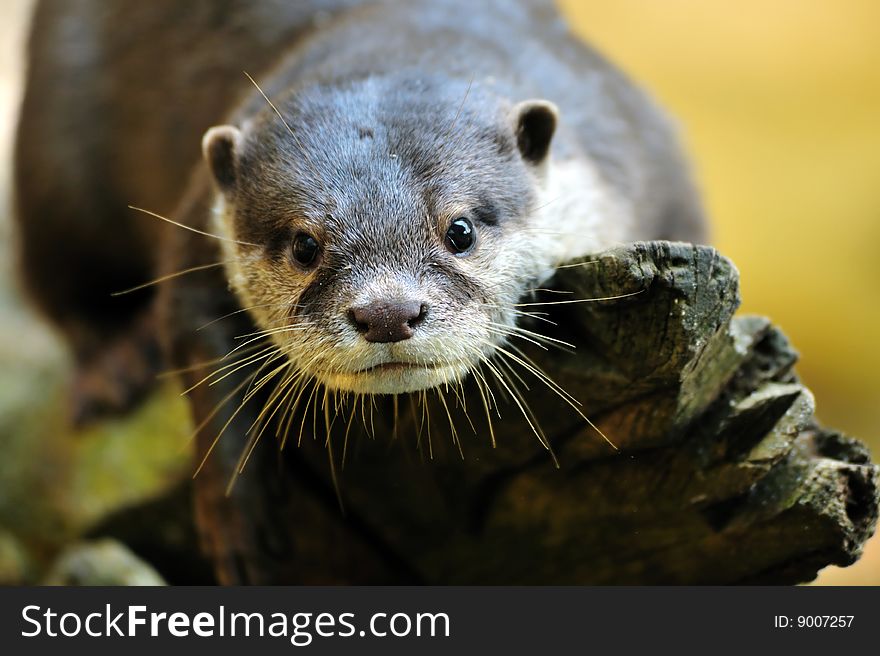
left=511, top=100, right=558, bottom=165
left=202, top=125, right=242, bottom=193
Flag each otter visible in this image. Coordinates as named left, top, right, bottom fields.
left=15, top=0, right=706, bottom=583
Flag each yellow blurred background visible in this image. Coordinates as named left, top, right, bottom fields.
left=0, top=0, right=877, bottom=583
left=559, top=0, right=880, bottom=583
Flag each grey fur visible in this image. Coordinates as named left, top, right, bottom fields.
left=16, top=0, right=707, bottom=399
left=201, top=0, right=707, bottom=393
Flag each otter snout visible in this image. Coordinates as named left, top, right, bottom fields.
left=348, top=300, right=427, bottom=343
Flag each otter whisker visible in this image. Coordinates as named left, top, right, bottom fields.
left=223, top=328, right=302, bottom=360
left=486, top=325, right=547, bottom=351
left=436, top=388, right=464, bottom=459
left=184, top=346, right=288, bottom=468
left=262, top=351, right=325, bottom=446
left=525, top=288, right=574, bottom=295
left=484, top=303, right=555, bottom=326
left=245, top=363, right=306, bottom=462
left=244, top=71, right=335, bottom=210
left=553, top=259, right=601, bottom=270
left=199, top=347, right=283, bottom=395
left=299, top=378, right=322, bottom=448
left=436, top=352, right=468, bottom=412
left=468, top=345, right=557, bottom=465
left=392, top=394, right=400, bottom=441
left=323, top=389, right=345, bottom=512
left=110, top=261, right=234, bottom=296
left=127, top=205, right=259, bottom=248
left=246, top=365, right=301, bottom=439
left=513, top=288, right=645, bottom=307
left=241, top=355, right=296, bottom=409
left=359, top=394, right=371, bottom=439
left=406, top=394, right=418, bottom=444
left=158, top=341, right=265, bottom=379
left=196, top=301, right=298, bottom=331
left=321, top=387, right=330, bottom=422
left=184, top=368, right=261, bottom=449
left=368, top=394, right=377, bottom=439
left=488, top=323, right=575, bottom=355
left=279, top=376, right=316, bottom=449
left=273, top=372, right=304, bottom=443
left=193, top=356, right=289, bottom=480
left=530, top=195, right=562, bottom=213
left=500, top=343, right=617, bottom=451
left=227, top=364, right=301, bottom=492
left=492, top=343, right=581, bottom=408
left=453, top=375, right=477, bottom=436
left=342, top=397, right=358, bottom=469
left=495, top=369, right=558, bottom=466
left=233, top=324, right=310, bottom=341
left=442, top=72, right=475, bottom=147
left=418, top=389, right=434, bottom=460
left=311, top=377, right=322, bottom=446
left=182, top=345, right=278, bottom=394
left=488, top=322, right=576, bottom=352
left=510, top=308, right=554, bottom=323
left=471, top=364, right=499, bottom=416
left=493, top=350, right=532, bottom=392
left=471, top=366, right=497, bottom=447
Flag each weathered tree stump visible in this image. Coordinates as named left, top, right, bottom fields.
left=91, top=241, right=879, bottom=584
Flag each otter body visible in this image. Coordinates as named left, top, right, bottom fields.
left=16, top=0, right=706, bottom=583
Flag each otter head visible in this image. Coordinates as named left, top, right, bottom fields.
left=202, top=76, right=562, bottom=394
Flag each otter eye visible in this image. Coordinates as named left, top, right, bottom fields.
left=445, top=217, right=476, bottom=255
left=292, top=232, right=320, bottom=267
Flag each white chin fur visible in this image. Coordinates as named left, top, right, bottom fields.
left=317, top=361, right=472, bottom=395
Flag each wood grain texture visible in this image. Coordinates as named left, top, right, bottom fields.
left=95, top=241, right=880, bottom=584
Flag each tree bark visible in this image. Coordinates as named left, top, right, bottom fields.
left=93, top=241, right=880, bottom=584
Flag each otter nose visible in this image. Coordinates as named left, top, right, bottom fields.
left=348, top=300, right=427, bottom=343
